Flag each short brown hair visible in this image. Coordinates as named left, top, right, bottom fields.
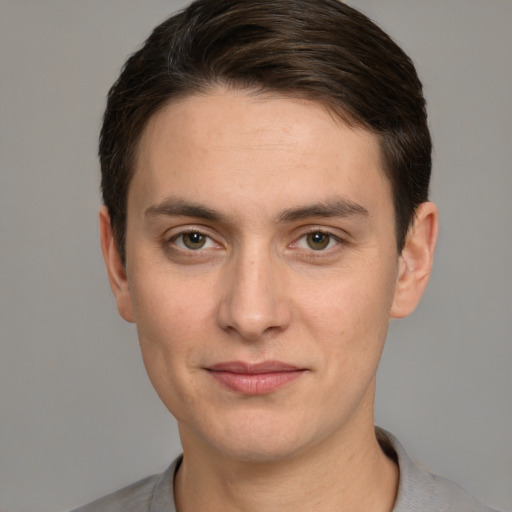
left=100, top=0, right=431, bottom=264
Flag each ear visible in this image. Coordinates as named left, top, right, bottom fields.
left=99, top=206, right=134, bottom=323
left=391, top=202, right=438, bottom=319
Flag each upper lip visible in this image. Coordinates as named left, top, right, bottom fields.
left=207, top=361, right=303, bottom=374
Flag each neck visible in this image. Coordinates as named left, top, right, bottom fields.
left=174, top=412, right=398, bottom=512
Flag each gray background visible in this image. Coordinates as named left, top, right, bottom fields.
left=1, top=1, right=511, bottom=511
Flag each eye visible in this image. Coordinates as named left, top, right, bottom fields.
left=296, top=231, right=340, bottom=251
left=172, top=231, right=216, bottom=250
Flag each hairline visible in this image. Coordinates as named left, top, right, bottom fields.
left=120, top=84, right=400, bottom=255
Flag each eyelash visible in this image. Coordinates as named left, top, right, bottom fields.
left=167, top=229, right=219, bottom=252
left=164, top=228, right=345, bottom=256
left=291, top=229, right=345, bottom=253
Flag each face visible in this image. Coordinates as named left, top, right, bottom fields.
left=102, top=88, right=434, bottom=463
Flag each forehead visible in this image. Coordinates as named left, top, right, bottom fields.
left=131, top=87, right=392, bottom=220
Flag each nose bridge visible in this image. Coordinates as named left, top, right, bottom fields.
left=218, top=242, right=290, bottom=340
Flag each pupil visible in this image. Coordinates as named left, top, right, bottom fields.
left=184, top=232, right=205, bottom=249
left=307, top=232, right=329, bottom=250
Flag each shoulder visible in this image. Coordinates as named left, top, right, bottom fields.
left=397, top=462, right=500, bottom=512
left=69, top=474, right=160, bottom=512
left=376, top=428, right=503, bottom=512
left=69, top=458, right=180, bottom=512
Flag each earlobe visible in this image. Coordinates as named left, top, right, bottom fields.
left=99, top=206, right=135, bottom=323
left=390, top=202, right=438, bottom=319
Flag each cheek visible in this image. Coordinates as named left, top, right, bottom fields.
left=304, top=270, right=395, bottom=332
left=127, top=270, right=212, bottom=389
left=131, top=297, right=207, bottom=423
left=299, top=262, right=397, bottom=365
left=130, top=266, right=212, bottom=336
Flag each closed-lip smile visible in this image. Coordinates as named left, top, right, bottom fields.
left=205, top=360, right=307, bottom=394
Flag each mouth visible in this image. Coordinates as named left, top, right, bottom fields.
left=205, top=361, right=307, bottom=395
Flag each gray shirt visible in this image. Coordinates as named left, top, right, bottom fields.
left=71, top=429, right=500, bottom=512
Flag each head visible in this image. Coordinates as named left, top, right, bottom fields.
left=100, top=0, right=431, bottom=265
left=99, top=0, right=437, bottom=463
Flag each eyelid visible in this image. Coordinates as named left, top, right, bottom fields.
left=292, top=227, right=346, bottom=246
left=165, top=224, right=215, bottom=239
left=163, top=224, right=348, bottom=255
left=165, top=225, right=223, bottom=251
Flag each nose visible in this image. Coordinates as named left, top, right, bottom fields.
left=217, top=249, right=291, bottom=341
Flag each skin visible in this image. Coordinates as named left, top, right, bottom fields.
left=101, top=88, right=438, bottom=511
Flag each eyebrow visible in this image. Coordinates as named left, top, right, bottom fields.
left=144, top=197, right=369, bottom=224
left=144, top=199, right=224, bottom=222
left=277, top=199, right=369, bottom=223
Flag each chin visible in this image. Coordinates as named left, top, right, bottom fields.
left=209, top=435, right=313, bottom=464
left=180, top=408, right=329, bottom=464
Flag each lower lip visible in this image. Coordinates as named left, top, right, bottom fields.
left=208, top=370, right=305, bottom=394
